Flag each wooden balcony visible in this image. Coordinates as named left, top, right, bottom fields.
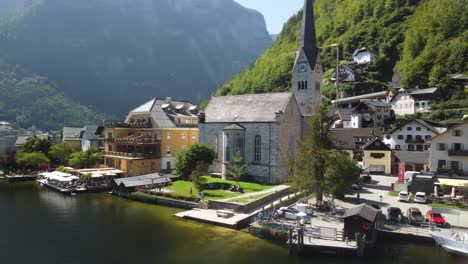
left=105, top=151, right=160, bottom=159
left=104, top=120, right=152, bottom=129
left=405, top=139, right=425, bottom=144
left=448, top=150, right=468, bottom=157
left=114, top=137, right=160, bottom=145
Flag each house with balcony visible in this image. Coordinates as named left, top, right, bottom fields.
left=352, top=47, right=377, bottom=65
left=390, top=88, right=441, bottom=116
left=330, top=128, right=384, bottom=163
left=103, top=97, right=199, bottom=177
left=382, top=119, right=447, bottom=151
left=429, top=122, right=468, bottom=177
left=352, top=100, right=392, bottom=128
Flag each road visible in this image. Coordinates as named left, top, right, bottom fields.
left=332, top=175, right=468, bottom=228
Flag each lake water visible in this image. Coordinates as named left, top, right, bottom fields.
left=0, top=182, right=465, bottom=264
left=0, top=135, right=16, bottom=154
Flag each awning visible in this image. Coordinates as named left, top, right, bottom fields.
left=435, top=179, right=468, bottom=188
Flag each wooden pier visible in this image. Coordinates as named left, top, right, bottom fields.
left=6, top=175, right=37, bottom=182
left=175, top=209, right=253, bottom=229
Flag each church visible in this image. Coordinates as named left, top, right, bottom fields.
left=199, top=0, right=323, bottom=183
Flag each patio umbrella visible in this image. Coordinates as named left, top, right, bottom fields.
left=434, top=186, right=438, bottom=197
left=451, top=187, right=456, bottom=198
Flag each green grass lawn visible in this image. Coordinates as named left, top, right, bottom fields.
left=232, top=193, right=271, bottom=204
left=430, top=203, right=468, bottom=210
left=388, top=191, right=399, bottom=197
left=165, top=176, right=273, bottom=201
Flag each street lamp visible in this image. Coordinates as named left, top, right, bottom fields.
left=321, top=43, right=343, bottom=100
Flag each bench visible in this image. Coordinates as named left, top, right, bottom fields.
left=216, top=209, right=235, bottom=218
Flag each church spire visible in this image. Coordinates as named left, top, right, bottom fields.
left=300, top=0, right=318, bottom=67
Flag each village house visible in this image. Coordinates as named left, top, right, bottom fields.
left=390, top=88, right=441, bottom=116
left=199, top=0, right=323, bottom=183
left=352, top=47, right=377, bottom=65
left=330, top=128, right=384, bottom=163
left=382, top=119, right=447, bottom=151
left=362, top=138, right=393, bottom=175
left=331, top=64, right=358, bottom=83
left=429, top=122, right=468, bottom=177
left=61, top=126, right=83, bottom=151
left=103, top=98, right=199, bottom=177
left=351, top=100, right=392, bottom=128
left=80, top=125, right=102, bottom=151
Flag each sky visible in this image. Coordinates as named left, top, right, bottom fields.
left=234, top=0, right=303, bottom=34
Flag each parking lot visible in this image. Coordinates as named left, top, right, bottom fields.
left=334, top=175, right=468, bottom=228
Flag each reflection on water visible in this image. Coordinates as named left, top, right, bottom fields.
left=0, top=182, right=464, bottom=264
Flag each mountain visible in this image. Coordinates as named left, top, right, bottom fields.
left=0, top=0, right=272, bottom=128
left=218, top=0, right=467, bottom=99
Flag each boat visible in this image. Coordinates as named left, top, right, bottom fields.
left=6, top=175, right=37, bottom=182
left=431, top=230, right=468, bottom=256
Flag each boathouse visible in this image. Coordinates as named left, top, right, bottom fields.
left=343, top=204, right=378, bottom=242
left=112, top=173, right=176, bottom=196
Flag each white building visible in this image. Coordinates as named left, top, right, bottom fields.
left=353, top=47, right=377, bottom=65
left=390, top=88, right=440, bottom=116
left=331, top=65, right=356, bottom=82
left=429, top=122, right=468, bottom=177
left=383, top=119, right=447, bottom=151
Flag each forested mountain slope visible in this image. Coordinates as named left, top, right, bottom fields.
left=0, top=0, right=272, bottom=129
left=218, top=0, right=467, bottom=99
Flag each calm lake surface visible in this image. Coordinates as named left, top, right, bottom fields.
left=0, top=182, right=465, bottom=264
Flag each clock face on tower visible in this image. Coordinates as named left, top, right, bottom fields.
left=298, top=62, right=308, bottom=73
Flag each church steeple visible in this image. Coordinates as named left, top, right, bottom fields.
left=300, top=0, right=318, bottom=68
left=292, top=0, right=322, bottom=117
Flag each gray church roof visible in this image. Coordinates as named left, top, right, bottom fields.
left=204, top=93, right=293, bottom=123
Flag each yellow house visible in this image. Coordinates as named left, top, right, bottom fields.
left=363, top=138, right=393, bottom=175
left=103, top=98, right=199, bottom=177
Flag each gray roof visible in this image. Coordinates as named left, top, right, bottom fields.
left=352, top=47, right=376, bottom=57
left=343, top=204, right=378, bottom=222
left=331, top=128, right=383, bottom=149
left=62, top=127, right=83, bottom=141
left=331, top=91, right=387, bottom=105
left=15, top=134, right=51, bottom=146
left=223, top=124, right=245, bottom=130
left=395, top=151, right=429, bottom=164
left=125, top=98, right=198, bottom=128
left=363, top=100, right=391, bottom=108
left=114, top=173, right=177, bottom=188
left=410, top=88, right=438, bottom=95
left=82, top=125, right=99, bottom=141
left=387, top=119, right=445, bottom=135
left=204, top=93, right=293, bottom=123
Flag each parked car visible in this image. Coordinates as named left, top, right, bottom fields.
left=398, top=191, right=410, bottom=202
left=425, top=210, right=445, bottom=227
left=407, top=207, right=424, bottom=225
left=277, top=207, right=311, bottom=221
left=386, top=207, right=403, bottom=222
left=295, top=203, right=313, bottom=215
left=414, top=192, right=428, bottom=204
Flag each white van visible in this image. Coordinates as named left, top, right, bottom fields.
left=414, top=192, right=427, bottom=204
left=405, top=171, right=420, bottom=182
left=295, top=203, right=313, bottom=215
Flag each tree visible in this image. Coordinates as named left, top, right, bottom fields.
left=69, top=147, right=102, bottom=169
left=16, top=152, right=50, bottom=170
left=289, top=106, right=333, bottom=202
left=20, top=137, right=52, bottom=156
left=191, top=161, right=208, bottom=195
left=175, top=144, right=215, bottom=180
left=227, top=155, right=246, bottom=187
left=49, top=143, right=75, bottom=165
left=325, top=150, right=361, bottom=198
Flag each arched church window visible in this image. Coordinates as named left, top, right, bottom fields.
left=254, top=135, right=261, bottom=162
left=305, top=80, right=308, bottom=90
left=297, top=81, right=301, bottom=90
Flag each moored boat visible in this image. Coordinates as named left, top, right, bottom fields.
left=432, top=230, right=468, bottom=256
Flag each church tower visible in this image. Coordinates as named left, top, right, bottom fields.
left=292, top=0, right=323, bottom=116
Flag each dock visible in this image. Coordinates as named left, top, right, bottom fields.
left=175, top=209, right=252, bottom=229
left=6, top=175, right=37, bottom=182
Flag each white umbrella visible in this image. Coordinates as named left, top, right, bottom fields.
left=451, top=187, right=456, bottom=198
left=434, top=186, right=438, bottom=197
